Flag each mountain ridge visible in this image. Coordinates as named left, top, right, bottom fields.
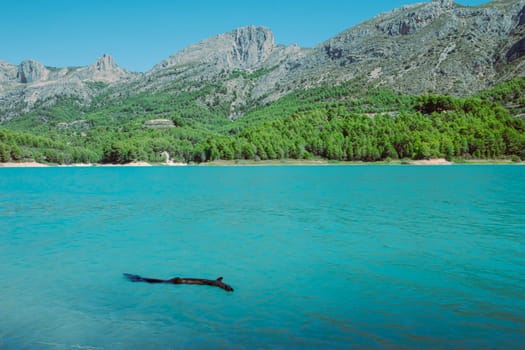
left=1, top=0, right=525, bottom=123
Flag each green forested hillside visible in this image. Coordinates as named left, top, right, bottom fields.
left=1, top=78, right=524, bottom=164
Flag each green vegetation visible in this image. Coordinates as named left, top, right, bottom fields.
left=1, top=78, right=524, bottom=164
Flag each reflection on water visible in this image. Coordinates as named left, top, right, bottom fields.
left=0, top=166, right=524, bottom=349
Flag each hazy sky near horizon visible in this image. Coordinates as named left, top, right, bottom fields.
left=2, top=0, right=489, bottom=72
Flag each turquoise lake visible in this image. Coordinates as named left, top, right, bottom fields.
left=0, top=166, right=524, bottom=349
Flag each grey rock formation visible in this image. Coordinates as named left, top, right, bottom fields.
left=17, top=60, right=48, bottom=83
left=76, top=54, right=131, bottom=82
left=154, top=26, right=276, bottom=71
left=94, top=54, right=115, bottom=71
left=375, top=1, right=451, bottom=36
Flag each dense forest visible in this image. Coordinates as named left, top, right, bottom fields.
left=1, top=78, right=525, bottom=164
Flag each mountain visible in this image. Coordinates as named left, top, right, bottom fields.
left=1, top=0, right=525, bottom=124
left=101, top=25, right=308, bottom=120
left=310, top=0, right=525, bottom=94
left=0, top=54, right=134, bottom=121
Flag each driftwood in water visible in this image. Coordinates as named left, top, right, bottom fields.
left=123, top=273, right=234, bottom=292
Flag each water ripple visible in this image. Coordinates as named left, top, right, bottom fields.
left=0, top=166, right=524, bottom=349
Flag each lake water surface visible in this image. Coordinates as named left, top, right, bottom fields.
left=0, top=166, right=524, bottom=349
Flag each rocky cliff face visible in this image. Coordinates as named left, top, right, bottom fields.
left=374, top=1, right=450, bottom=36
left=154, top=26, right=277, bottom=71
left=17, top=60, right=49, bottom=83
left=2, top=0, right=525, bottom=124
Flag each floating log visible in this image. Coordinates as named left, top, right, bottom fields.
left=124, top=273, right=234, bottom=292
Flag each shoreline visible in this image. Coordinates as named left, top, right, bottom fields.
left=0, top=158, right=523, bottom=168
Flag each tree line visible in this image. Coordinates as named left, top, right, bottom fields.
left=1, top=80, right=524, bottom=164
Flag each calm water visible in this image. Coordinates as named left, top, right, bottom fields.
left=0, top=166, right=524, bottom=349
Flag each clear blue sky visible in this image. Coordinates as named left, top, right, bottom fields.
left=1, top=0, right=488, bottom=72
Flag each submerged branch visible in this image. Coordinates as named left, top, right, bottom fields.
left=123, top=273, right=234, bottom=292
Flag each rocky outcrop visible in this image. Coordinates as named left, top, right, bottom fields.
left=94, top=54, right=115, bottom=71
left=76, top=54, right=131, bottom=82
left=375, top=1, right=452, bottom=36
left=232, top=26, right=275, bottom=67
left=17, top=60, right=48, bottom=83
left=154, top=26, right=276, bottom=70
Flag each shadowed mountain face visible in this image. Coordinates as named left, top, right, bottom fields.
left=1, top=0, right=525, bottom=123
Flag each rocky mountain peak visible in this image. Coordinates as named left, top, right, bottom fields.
left=82, top=54, right=131, bottom=82
left=154, top=25, right=276, bottom=71
left=17, top=60, right=48, bottom=84
left=93, top=54, right=117, bottom=71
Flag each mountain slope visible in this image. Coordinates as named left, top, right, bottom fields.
left=93, top=0, right=525, bottom=123
left=1, top=78, right=524, bottom=164
left=1, top=0, right=525, bottom=126
left=108, top=26, right=307, bottom=120
left=296, top=0, right=525, bottom=95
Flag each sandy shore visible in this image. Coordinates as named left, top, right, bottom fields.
left=409, top=158, right=453, bottom=165
left=96, top=161, right=152, bottom=167
left=58, top=163, right=94, bottom=167
left=0, top=161, right=49, bottom=168
left=165, top=161, right=187, bottom=166
left=1, top=158, right=522, bottom=168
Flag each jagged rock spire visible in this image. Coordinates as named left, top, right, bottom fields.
left=84, top=54, right=129, bottom=82
left=94, top=54, right=117, bottom=72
